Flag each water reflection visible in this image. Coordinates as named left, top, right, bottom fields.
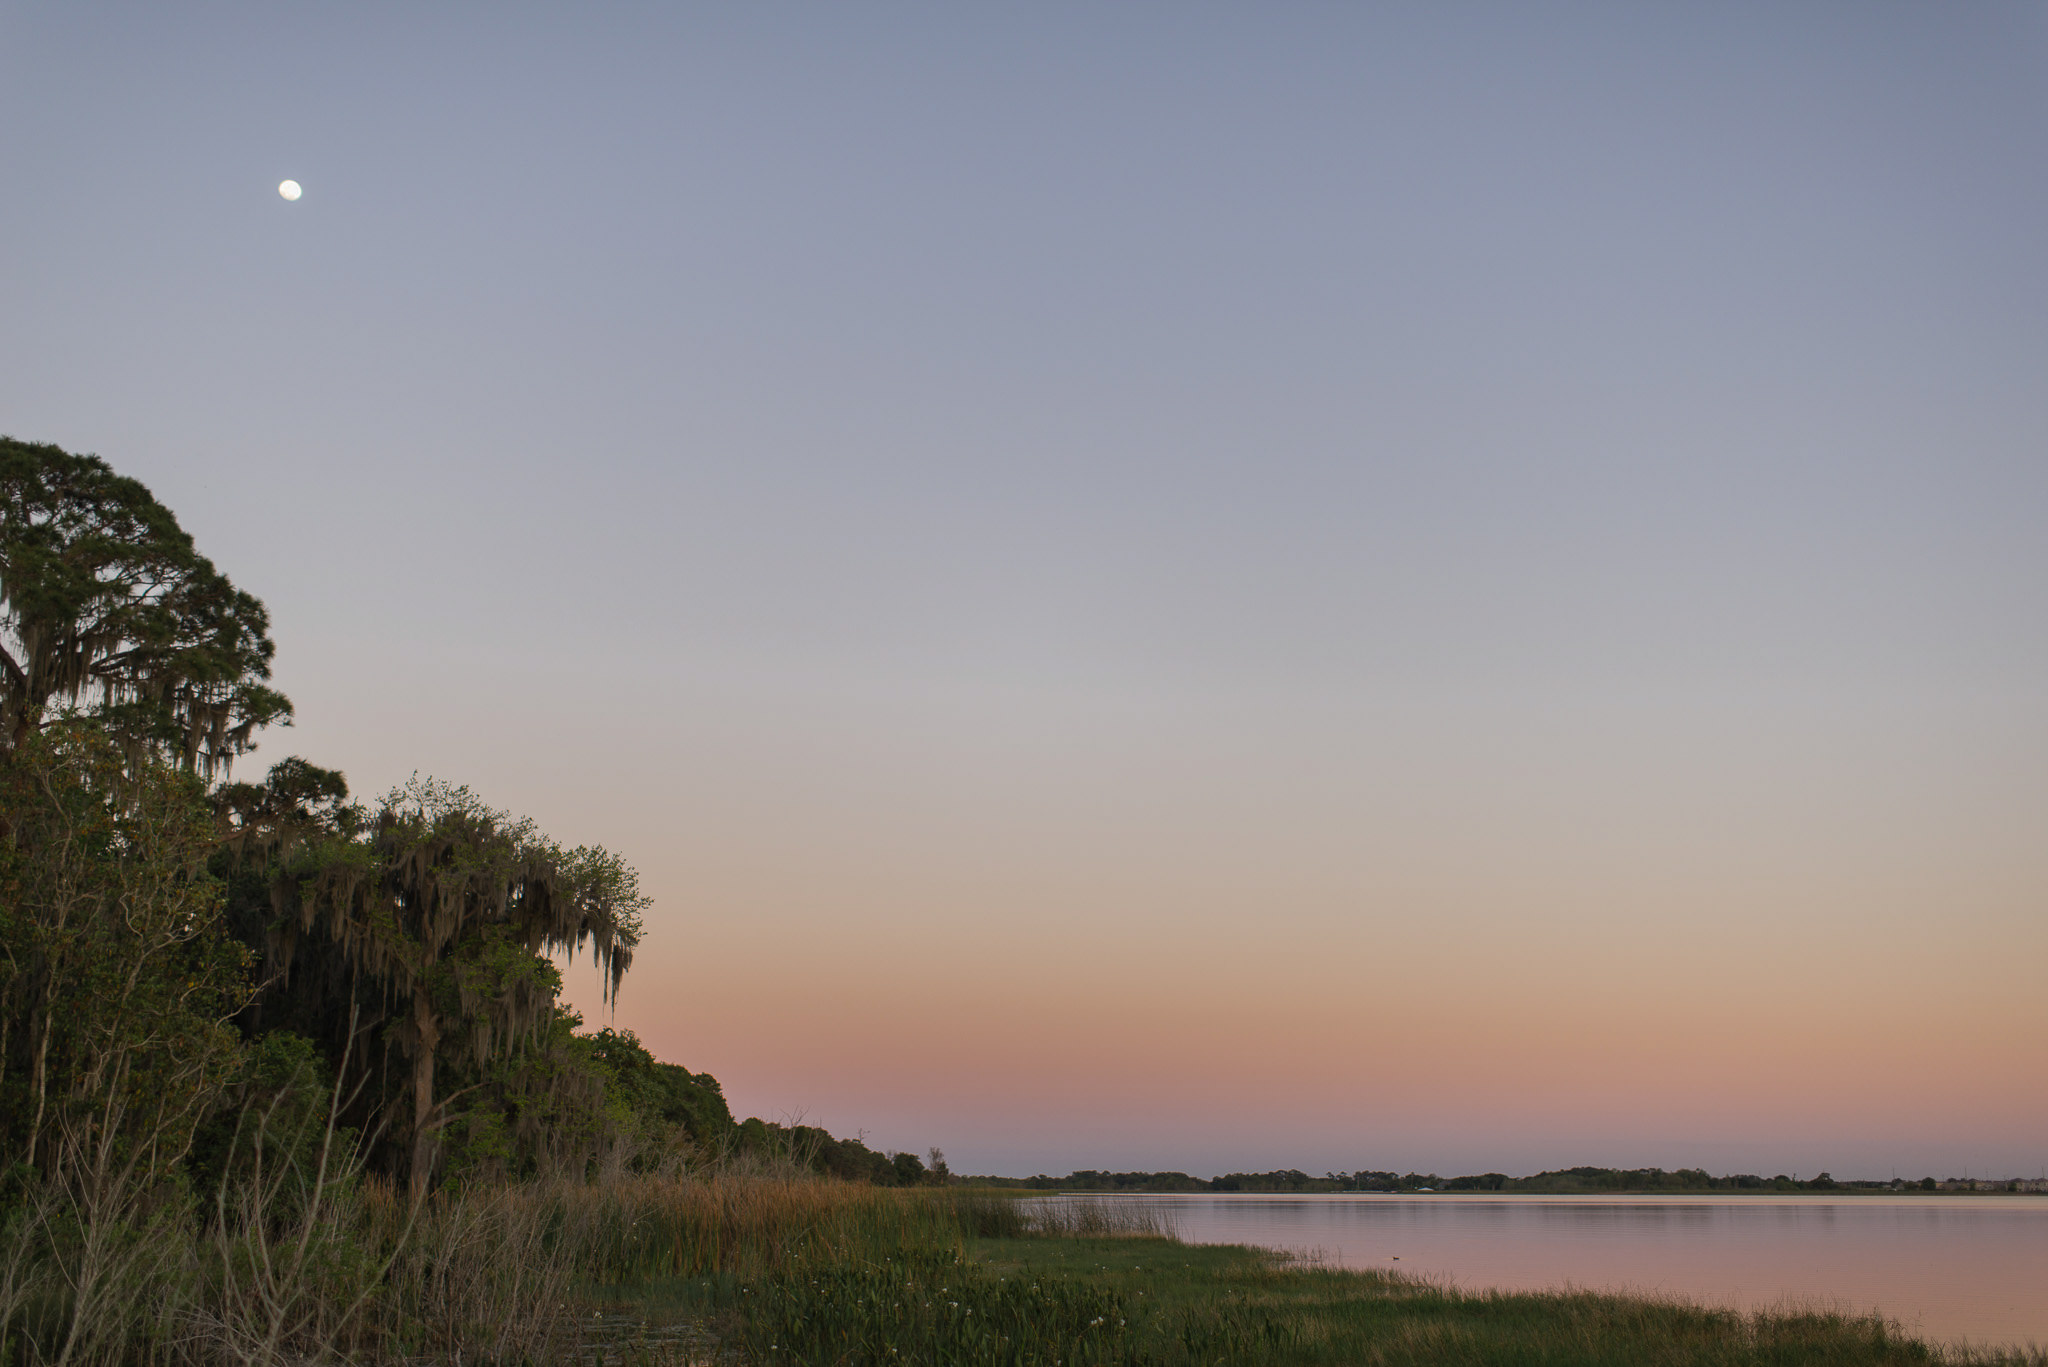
left=1044, top=1194, right=2048, bottom=1349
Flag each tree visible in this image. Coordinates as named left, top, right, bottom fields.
left=583, top=1026, right=736, bottom=1159
left=223, top=773, right=646, bottom=1196
left=0, top=720, right=249, bottom=1187
left=0, top=437, right=289, bottom=776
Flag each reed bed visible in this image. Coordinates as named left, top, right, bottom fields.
left=9, top=1174, right=2045, bottom=1366
left=1013, top=1196, right=1176, bottom=1241
left=1, top=1167, right=950, bottom=1367
left=570, top=1170, right=963, bottom=1283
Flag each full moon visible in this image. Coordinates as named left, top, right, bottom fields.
left=278, top=180, right=302, bottom=201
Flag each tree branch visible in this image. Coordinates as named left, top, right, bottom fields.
left=0, top=640, right=27, bottom=695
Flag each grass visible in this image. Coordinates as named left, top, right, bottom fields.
left=966, top=1232, right=2046, bottom=1367
left=10, top=1170, right=2044, bottom=1365
left=590, top=1189, right=2048, bottom=1367
left=4, top=1158, right=951, bottom=1366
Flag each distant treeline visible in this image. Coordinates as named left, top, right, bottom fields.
left=734, top=1117, right=952, bottom=1187
left=961, top=1166, right=2022, bottom=1194
left=576, top=1036, right=953, bottom=1186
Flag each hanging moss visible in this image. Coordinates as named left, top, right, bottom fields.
left=218, top=766, right=649, bottom=1191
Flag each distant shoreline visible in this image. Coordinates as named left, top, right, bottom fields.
left=1029, top=1187, right=2048, bottom=1200
left=963, top=1164, right=2048, bottom=1197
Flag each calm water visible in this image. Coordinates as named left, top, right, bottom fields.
left=1047, top=1194, right=2048, bottom=1349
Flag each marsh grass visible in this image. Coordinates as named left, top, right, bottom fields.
left=719, top=1246, right=1142, bottom=1367
left=1017, top=1197, right=1176, bottom=1241
left=961, top=1234, right=2048, bottom=1367
left=10, top=1174, right=2045, bottom=1366
left=2, top=1166, right=929, bottom=1366
left=605, top=1191, right=2048, bottom=1367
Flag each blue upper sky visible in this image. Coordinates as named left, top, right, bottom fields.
left=4, top=3, right=2044, bottom=1176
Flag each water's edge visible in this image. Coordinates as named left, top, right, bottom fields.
left=1038, top=1192, right=2048, bottom=1348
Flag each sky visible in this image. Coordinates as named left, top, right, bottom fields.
left=3, top=2, right=2044, bottom=1181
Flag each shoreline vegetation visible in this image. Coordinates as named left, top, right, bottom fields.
left=590, top=1182, right=2048, bottom=1367
left=965, top=1168, right=2048, bottom=1197
left=3, top=435, right=2040, bottom=1365
left=13, top=1168, right=2048, bottom=1366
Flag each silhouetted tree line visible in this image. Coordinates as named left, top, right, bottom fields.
left=966, top=1170, right=1382, bottom=1193
left=731, top=1121, right=951, bottom=1188
left=0, top=437, right=943, bottom=1205
left=963, top=1166, right=1963, bottom=1194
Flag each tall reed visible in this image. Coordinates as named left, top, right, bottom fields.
left=0, top=1161, right=970, bottom=1366
left=1015, top=1196, right=1175, bottom=1241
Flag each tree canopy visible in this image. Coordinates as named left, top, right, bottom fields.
left=1, top=436, right=935, bottom=1210
left=217, top=769, right=648, bottom=1191
left=0, top=720, right=250, bottom=1190
left=0, top=436, right=289, bottom=775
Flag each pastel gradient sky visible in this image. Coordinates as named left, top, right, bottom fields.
left=4, top=3, right=2044, bottom=1179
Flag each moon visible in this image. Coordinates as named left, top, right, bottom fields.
left=278, top=180, right=302, bottom=201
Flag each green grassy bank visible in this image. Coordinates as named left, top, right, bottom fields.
left=10, top=1173, right=2042, bottom=1365
left=591, top=1189, right=2048, bottom=1367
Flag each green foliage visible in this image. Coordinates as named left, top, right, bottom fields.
left=0, top=721, right=263, bottom=1366
left=727, top=1117, right=932, bottom=1186
left=584, top=1026, right=737, bottom=1160
left=215, top=763, right=651, bottom=1192
left=436, top=1007, right=618, bottom=1185
left=0, top=721, right=250, bottom=1192
left=728, top=1246, right=1143, bottom=1367
left=437, top=1093, right=519, bottom=1184
left=186, top=1029, right=344, bottom=1212
left=0, top=436, right=289, bottom=776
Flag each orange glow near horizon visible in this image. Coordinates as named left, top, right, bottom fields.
left=14, top=1, right=2043, bottom=1186
left=552, top=744, right=2048, bottom=1177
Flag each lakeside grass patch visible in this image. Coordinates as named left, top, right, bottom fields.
left=599, top=1189, right=2048, bottom=1367
left=1, top=1167, right=948, bottom=1365
left=11, top=1175, right=2043, bottom=1365
left=964, top=1232, right=2041, bottom=1367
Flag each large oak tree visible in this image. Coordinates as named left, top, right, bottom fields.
left=0, top=437, right=289, bottom=776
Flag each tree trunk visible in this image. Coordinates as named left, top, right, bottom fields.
left=409, top=991, right=440, bottom=1201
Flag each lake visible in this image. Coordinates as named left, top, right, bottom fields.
left=1044, top=1193, right=2048, bottom=1350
